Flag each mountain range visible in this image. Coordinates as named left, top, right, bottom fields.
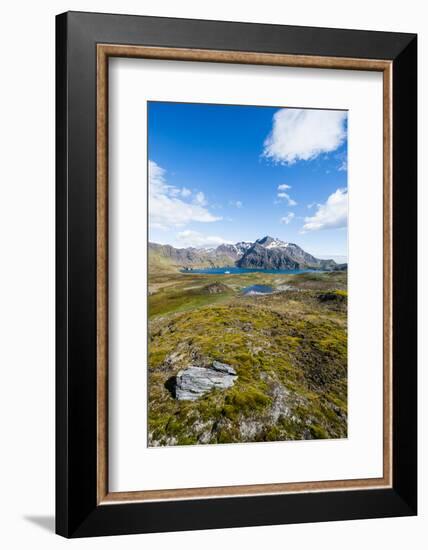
left=149, top=236, right=347, bottom=272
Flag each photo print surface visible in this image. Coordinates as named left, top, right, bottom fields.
left=147, top=101, right=348, bottom=447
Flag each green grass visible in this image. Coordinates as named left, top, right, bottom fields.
left=333, top=289, right=348, bottom=297
left=149, top=287, right=234, bottom=318
left=147, top=269, right=348, bottom=446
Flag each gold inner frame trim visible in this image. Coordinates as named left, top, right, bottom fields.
left=96, top=44, right=393, bottom=505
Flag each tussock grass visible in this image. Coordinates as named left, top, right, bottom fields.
left=147, top=270, right=348, bottom=446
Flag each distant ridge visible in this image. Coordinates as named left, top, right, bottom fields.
left=149, top=236, right=347, bottom=272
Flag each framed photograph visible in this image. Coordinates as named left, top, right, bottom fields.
left=56, top=11, right=417, bottom=538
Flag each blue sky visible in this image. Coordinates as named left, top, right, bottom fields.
left=148, top=101, right=348, bottom=260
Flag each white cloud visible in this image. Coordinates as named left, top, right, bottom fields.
left=335, top=150, right=348, bottom=172
left=181, top=187, right=192, bottom=197
left=176, top=230, right=232, bottom=248
left=229, top=200, right=243, bottom=208
left=276, top=193, right=297, bottom=207
left=194, top=191, right=207, bottom=206
left=149, top=161, right=221, bottom=229
left=280, top=212, right=295, bottom=225
left=338, top=159, right=347, bottom=172
left=276, top=184, right=297, bottom=206
left=263, top=108, right=347, bottom=164
left=302, top=188, right=348, bottom=232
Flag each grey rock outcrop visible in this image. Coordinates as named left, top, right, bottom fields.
left=211, top=360, right=237, bottom=375
left=175, top=363, right=237, bottom=401
left=201, top=283, right=231, bottom=294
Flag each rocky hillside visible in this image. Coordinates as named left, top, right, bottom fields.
left=149, top=236, right=343, bottom=272
left=236, top=236, right=337, bottom=270
left=148, top=242, right=241, bottom=271
left=147, top=271, right=348, bottom=446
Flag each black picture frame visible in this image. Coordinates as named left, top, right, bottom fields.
left=56, top=11, right=417, bottom=538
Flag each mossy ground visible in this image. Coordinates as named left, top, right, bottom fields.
left=148, top=270, right=347, bottom=446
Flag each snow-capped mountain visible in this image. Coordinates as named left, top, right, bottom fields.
left=255, top=236, right=289, bottom=249
left=237, top=236, right=332, bottom=270
left=149, top=236, right=343, bottom=271
left=215, top=242, right=253, bottom=260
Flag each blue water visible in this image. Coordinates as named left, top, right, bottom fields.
left=181, top=267, right=316, bottom=275
left=242, top=285, right=274, bottom=295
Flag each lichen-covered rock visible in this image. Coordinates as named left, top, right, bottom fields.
left=318, top=291, right=346, bottom=303
left=175, top=363, right=237, bottom=401
left=211, top=361, right=237, bottom=375
left=202, top=283, right=231, bottom=294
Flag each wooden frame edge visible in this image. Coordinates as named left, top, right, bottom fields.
left=96, top=44, right=393, bottom=505
left=98, top=44, right=391, bottom=71
left=97, top=45, right=109, bottom=503
left=383, top=62, right=393, bottom=489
